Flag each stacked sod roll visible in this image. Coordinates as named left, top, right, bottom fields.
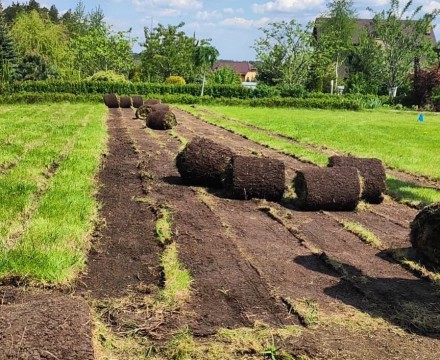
left=328, top=155, right=386, bottom=204
left=294, top=167, right=362, bottom=211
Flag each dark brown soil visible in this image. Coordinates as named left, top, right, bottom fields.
left=0, top=287, right=94, bottom=360
left=76, top=109, right=161, bottom=299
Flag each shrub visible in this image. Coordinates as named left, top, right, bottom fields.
left=253, top=84, right=281, bottom=98
left=165, top=76, right=186, bottom=85
left=87, top=70, right=128, bottom=82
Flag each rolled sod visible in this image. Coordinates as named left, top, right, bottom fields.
left=328, top=155, right=386, bottom=204
left=143, top=99, right=161, bottom=106
left=103, top=93, right=119, bottom=108
left=119, top=96, right=132, bottom=108
left=224, top=155, right=285, bottom=201
left=294, top=167, right=361, bottom=211
left=410, top=202, right=440, bottom=266
left=131, top=95, right=143, bottom=108
left=146, top=110, right=177, bottom=130
left=176, top=136, right=234, bottom=188
left=151, top=103, right=170, bottom=112
left=135, top=101, right=166, bottom=120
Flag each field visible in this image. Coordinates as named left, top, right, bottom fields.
left=1, top=104, right=440, bottom=359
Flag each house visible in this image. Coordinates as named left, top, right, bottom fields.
left=213, top=60, right=257, bottom=82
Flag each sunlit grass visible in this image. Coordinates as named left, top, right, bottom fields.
left=0, top=103, right=107, bottom=283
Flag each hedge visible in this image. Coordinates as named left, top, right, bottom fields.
left=2, top=81, right=254, bottom=99
left=0, top=92, right=362, bottom=110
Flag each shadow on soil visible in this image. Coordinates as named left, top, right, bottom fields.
left=295, top=254, right=440, bottom=338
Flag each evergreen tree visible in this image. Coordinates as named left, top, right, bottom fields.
left=0, top=2, right=17, bottom=82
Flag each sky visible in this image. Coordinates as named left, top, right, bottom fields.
left=3, top=0, right=440, bottom=60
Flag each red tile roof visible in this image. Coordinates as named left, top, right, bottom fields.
left=214, top=61, right=256, bottom=75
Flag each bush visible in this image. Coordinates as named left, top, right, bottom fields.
left=253, top=84, right=280, bottom=98
left=87, top=70, right=128, bottom=82
left=164, top=76, right=186, bottom=85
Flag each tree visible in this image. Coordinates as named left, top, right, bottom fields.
left=68, top=5, right=135, bottom=78
left=316, top=0, right=357, bottom=89
left=10, top=10, right=71, bottom=76
left=48, top=5, right=59, bottom=23
left=193, top=44, right=219, bottom=96
left=253, top=20, right=314, bottom=87
left=208, top=66, right=241, bottom=85
left=369, top=0, right=439, bottom=98
left=140, top=22, right=200, bottom=82
left=0, top=2, right=17, bottom=82
left=346, top=30, right=385, bottom=94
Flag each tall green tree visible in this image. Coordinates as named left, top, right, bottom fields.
left=316, top=0, right=357, bottom=89
left=0, top=2, right=17, bottom=82
left=194, top=44, right=219, bottom=96
left=10, top=10, right=71, bottom=77
left=253, top=19, right=314, bottom=86
left=369, top=0, right=439, bottom=98
left=140, top=22, right=200, bottom=82
left=346, top=30, right=384, bottom=94
left=68, top=5, right=135, bottom=78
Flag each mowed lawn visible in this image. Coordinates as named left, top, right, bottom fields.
left=201, top=106, right=440, bottom=181
left=0, top=103, right=107, bottom=283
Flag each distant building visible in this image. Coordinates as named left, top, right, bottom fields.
left=213, top=60, right=257, bottom=82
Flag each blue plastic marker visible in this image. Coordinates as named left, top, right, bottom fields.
left=418, top=113, right=424, bottom=122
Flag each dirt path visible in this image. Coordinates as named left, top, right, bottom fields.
left=110, top=107, right=439, bottom=358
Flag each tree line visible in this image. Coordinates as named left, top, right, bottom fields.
left=0, top=0, right=439, bottom=99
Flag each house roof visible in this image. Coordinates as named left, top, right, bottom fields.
left=314, top=17, right=437, bottom=45
left=214, top=61, right=256, bottom=75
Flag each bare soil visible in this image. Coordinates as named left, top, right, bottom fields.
left=2, top=106, right=440, bottom=359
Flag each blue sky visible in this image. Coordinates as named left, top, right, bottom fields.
left=3, top=0, right=440, bottom=60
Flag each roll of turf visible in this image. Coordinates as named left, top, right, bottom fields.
left=131, top=95, right=143, bottom=108
left=119, top=96, right=132, bottom=108
left=146, top=110, right=177, bottom=130
left=224, top=155, right=285, bottom=201
left=103, top=93, right=119, bottom=108
left=328, top=155, right=386, bottom=204
left=294, top=167, right=361, bottom=211
left=176, top=136, right=234, bottom=188
left=410, top=202, right=440, bottom=267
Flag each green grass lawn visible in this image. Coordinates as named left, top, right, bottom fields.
left=0, top=103, right=107, bottom=283
left=180, top=105, right=440, bottom=207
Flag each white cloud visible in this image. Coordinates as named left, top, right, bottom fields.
left=132, top=0, right=202, bottom=11
left=220, top=17, right=271, bottom=29
left=223, top=7, right=245, bottom=15
left=425, top=1, right=440, bottom=13
left=196, top=10, right=222, bottom=20
left=252, top=0, right=324, bottom=14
